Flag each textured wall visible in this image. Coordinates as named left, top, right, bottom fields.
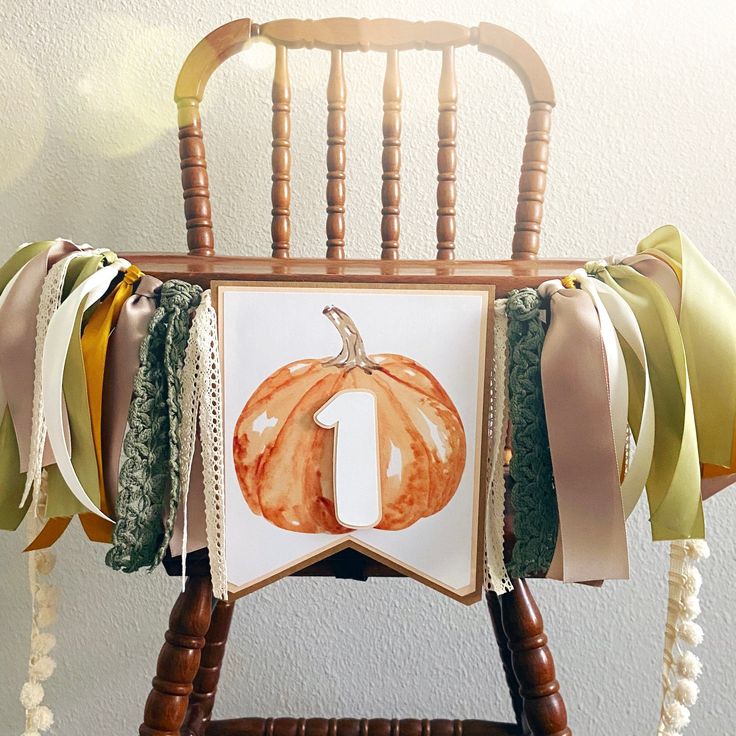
left=1, top=1, right=735, bottom=734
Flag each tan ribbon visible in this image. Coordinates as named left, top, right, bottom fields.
left=540, top=283, right=629, bottom=582
left=101, top=274, right=161, bottom=510
left=0, top=240, right=81, bottom=470
left=622, top=253, right=682, bottom=316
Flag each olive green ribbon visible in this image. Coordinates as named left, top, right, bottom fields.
left=587, top=252, right=705, bottom=541
left=632, top=226, right=736, bottom=497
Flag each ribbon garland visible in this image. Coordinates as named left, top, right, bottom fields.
left=0, top=228, right=734, bottom=736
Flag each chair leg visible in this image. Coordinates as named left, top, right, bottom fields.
left=183, top=598, right=236, bottom=735
left=500, top=579, right=571, bottom=736
left=486, top=590, right=524, bottom=729
left=140, top=574, right=214, bottom=736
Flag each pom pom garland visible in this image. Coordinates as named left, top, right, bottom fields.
left=35, top=605, right=56, bottom=630
left=676, top=652, right=703, bottom=681
left=677, top=621, right=704, bottom=647
left=29, top=656, right=56, bottom=682
left=31, top=632, right=56, bottom=657
left=35, top=584, right=58, bottom=609
left=683, top=567, right=702, bottom=596
left=19, top=682, right=44, bottom=709
left=684, top=540, right=710, bottom=560
left=673, top=679, right=699, bottom=707
left=680, top=595, right=701, bottom=622
left=30, top=704, right=54, bottom=731
left=33, top=551, right=55, bottom=575
left=662, top=701, right=691, bottom=731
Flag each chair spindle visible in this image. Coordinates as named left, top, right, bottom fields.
left=326, top=48, right=347, bottom=259
left=512, top=101, right=552, bottom=260
left=271, top=45, right=291, bottom=258
left=436, top=46, right=458, bottom=261
left=178, top=101, right=215, bottom=256
left=381, top=49, right=402, bottom=260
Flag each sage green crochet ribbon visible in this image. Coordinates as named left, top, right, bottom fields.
left=106, top=280, right=202, bottom=573
left=506, top=288, right=558, bottom=577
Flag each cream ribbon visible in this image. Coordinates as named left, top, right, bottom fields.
left=572, top=269, right=656, bottom=518
left=41, top=262, right=129, bottom=520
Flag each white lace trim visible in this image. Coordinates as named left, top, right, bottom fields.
left=178, top=291, right=228, bottom=600
left=657, top=539, right=709, bottom=735
left=22, top=250, right=103, bottom=513
left=484, top=299, right=513, bottom=595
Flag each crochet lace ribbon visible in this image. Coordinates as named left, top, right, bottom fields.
left=506, top=288, right=558, bottom=578
left=106, top=280, right=202, bottom=573
left=178, top=291, right=227, bottom=599
left=657, top=539, right=709, bottom=735
left=484, top=299, right=513, bottom=594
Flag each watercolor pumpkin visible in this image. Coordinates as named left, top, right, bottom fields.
left=233, top=305, right=466, bottom=533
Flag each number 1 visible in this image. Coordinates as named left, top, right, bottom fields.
left=314, top=389, right=383, bottom=529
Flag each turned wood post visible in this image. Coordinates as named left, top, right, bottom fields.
left=187, top=598, right=236, bottom=731
left=140, top=575, right=214, bottom=736
left=436, top=46, right=458, bottom=261
left=487, top=590, right=524, bottom=728
left=500, top=579, right=570, bottom=736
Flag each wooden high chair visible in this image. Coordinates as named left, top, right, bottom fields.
left=132, top=17, right=581, bottom=736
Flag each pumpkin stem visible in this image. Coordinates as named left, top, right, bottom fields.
left=322, top=305, right=380, bottom=372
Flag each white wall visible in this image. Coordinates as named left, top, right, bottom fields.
left=1, top=1, right=735, bottom=733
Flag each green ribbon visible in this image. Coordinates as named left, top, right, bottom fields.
left=589, top=259, right=704, bottom=541
left=637, top=225, right=736, bottom=473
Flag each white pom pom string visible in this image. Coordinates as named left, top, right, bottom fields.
left=673, top=679, right=699, bottom=707
left=20, top=507, right=57, bottom=735
left=677, top=622, right=703, bottom=647
left=662, top=701, right=690, bottom=731
left=658, top=539, right=708, bottom=735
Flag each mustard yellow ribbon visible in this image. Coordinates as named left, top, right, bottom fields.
left=27, top=265, right=142, bottom=550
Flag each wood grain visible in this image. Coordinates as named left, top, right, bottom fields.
left=206, top=718, right=522, bottom=736
left=381, top=50, right=401, bottom=260
left=271, top=45, right=291, bottom=258
left=436, top=46, right=458, bottom=261
left=501, top=580, right=571, bottom=735
left=173, top=17, right=555, bottom=260
left=326, top=49, right=347, bottom=259
left=139, top=576, right=213, bottom=736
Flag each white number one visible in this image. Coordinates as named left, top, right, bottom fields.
left=314, top=389, right=383, bottom=529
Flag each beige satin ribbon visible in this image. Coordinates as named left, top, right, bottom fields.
left=100, top=274, right=161, bottom=511
left=0, top=240, right=81, bottom=471
left=540, top=281, right=629, bottom=582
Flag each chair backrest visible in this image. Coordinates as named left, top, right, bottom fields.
left=175, top=18, right=555, bottom=261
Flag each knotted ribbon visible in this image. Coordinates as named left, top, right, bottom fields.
left=587, top=253, right=705, bottom=540
left=631, top=226, right=736, bottom=498
left=539, top=280, right=629, bottom=582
